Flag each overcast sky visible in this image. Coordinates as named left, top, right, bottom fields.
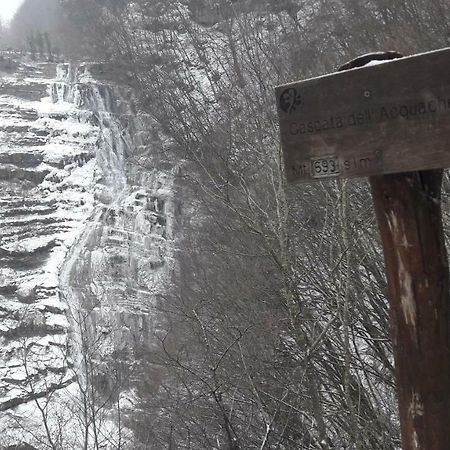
left=0, top=0, right=25, bottom=24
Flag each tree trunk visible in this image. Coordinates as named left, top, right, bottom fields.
left=370, top=170, right=450, bottom=450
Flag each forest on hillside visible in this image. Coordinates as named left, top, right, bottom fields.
left=2, top=0, right=450, bottom=448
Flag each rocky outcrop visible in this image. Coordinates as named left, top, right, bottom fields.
left=0, top=54, right=176, bottom=448
left=0, top=58, right=97, bottom=423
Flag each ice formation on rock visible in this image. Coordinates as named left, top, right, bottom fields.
left=0, top=54, right=175, bottom=448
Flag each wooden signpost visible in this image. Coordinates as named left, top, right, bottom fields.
left=277, top=48, right=450, bottom=182
left=276, top=48, right=450, bottom=450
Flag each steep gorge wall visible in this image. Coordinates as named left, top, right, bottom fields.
left=0, top=55, right=177, bottom=448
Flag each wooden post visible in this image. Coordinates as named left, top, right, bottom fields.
left=336, top=53, right=450, bottom=449
left=275, top=49, right=450, bottom=448
left=370, top=170, right=450, bottom=450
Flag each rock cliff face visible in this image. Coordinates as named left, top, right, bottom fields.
left=0, top=54, right=176, bottom=448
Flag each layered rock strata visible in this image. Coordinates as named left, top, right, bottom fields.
left=0, top=55, right=175, bottom=448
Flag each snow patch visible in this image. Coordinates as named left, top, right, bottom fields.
left=386, top=211, right=417, bottom=330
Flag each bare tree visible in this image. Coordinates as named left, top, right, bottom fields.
left=55, top=0, right=450, bottom=448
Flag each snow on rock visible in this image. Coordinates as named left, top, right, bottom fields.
left=0, top=58, right=99, bottom=443
left=1, top=55, right=176, bottom=448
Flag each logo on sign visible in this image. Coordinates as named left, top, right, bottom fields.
left=279, top=87, right=302, bottom=114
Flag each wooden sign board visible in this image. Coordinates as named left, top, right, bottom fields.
left=276, top=47, right=450, bottom=182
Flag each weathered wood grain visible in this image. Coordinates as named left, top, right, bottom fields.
left=370, top=170, right=450, bottom=450
left=276, top=47, right=450, bottom=182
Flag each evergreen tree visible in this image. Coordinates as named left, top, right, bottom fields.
left=26, top=31, right=36, bottom=60
left=35, top=31, right=44, bottom=56
left=43, top=32, right=52, bottom=60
